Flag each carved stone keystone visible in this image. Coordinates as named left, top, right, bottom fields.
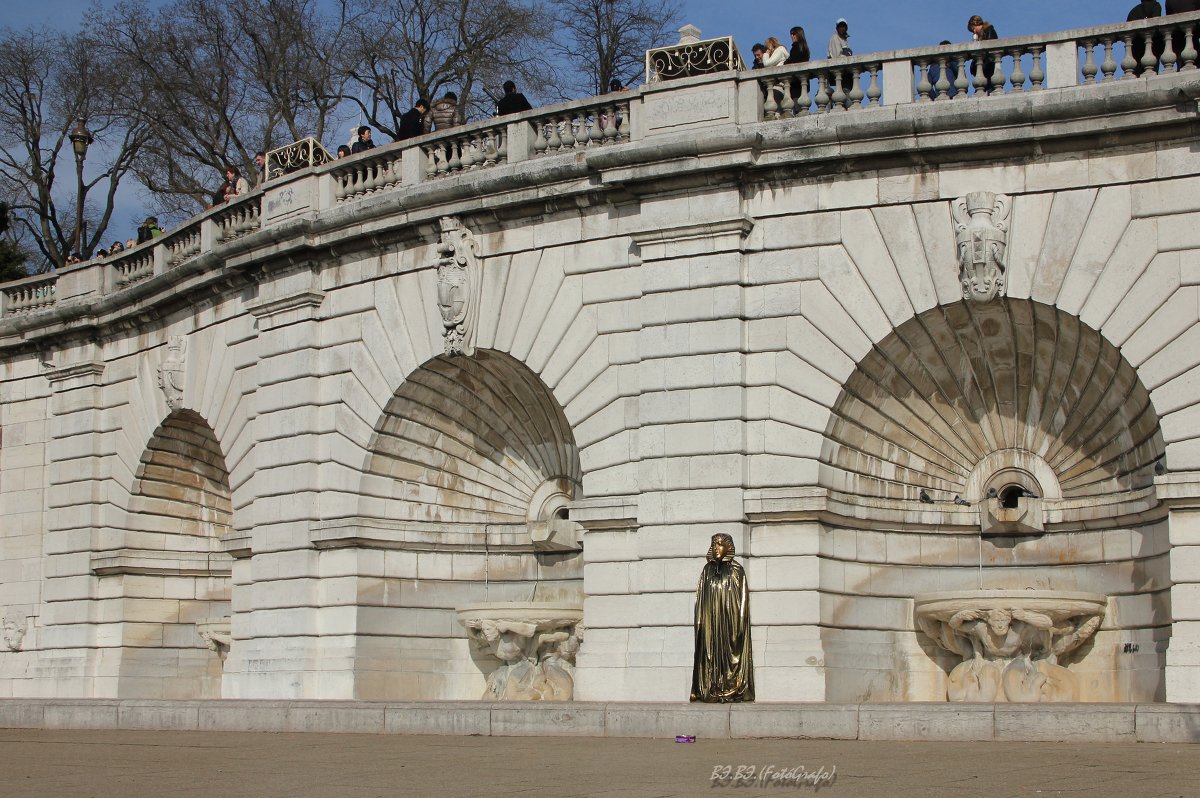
left=435, top=216, right=482, bottom=356
left=157, top=335, right=187, bottom=411
left=952, top=191, right=1011, bottom=303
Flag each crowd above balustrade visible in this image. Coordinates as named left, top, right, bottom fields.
left=58, top=2, right=1200, bottom=271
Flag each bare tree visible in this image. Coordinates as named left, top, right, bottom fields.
left=0, top=26, right=148, bottom=270
left=549, top=0, right=680, bottom=96
left=92, top=0, right=361, bottom=218
left=343, top=0, right=555, bottom=137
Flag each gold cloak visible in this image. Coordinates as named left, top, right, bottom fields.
left=690, top=549, right=754, bottom=702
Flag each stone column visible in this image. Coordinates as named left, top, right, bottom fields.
left=1163, top=473, right=1200, bottom=701
left=222, top=261, right=332, bottom=698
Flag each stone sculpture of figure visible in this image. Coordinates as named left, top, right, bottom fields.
left=434, top=216, right=482, bottom=356
left=536, top=627, right=582, bottom=701
left=952, top=191, right=1011, bottom=303
left=690, top=533, right=754, bottom=702
left=157, top=335, right=187, bottom=411
left=2, top=615, right=26, bottom=652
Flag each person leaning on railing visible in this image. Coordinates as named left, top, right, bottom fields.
left=967, top=15, right=999, bottom=92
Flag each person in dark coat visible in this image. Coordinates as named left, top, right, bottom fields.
left=397, top=99, right=429, bottom=140
left=1127, top=2, right=1164, bottom=74
left=351, top=126, right=375, bottom=154
left=496, top=81, right=533, bottom=116
left=786, top=26, right=810, bottom=63
left=749, top=43, right=766, bottom=69
left=1167, top=0, right=1200, bottom=62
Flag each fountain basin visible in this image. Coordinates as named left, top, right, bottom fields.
left=914, top=590, right=1108, bottom=703
left=456, top=602, right=583, bottom=701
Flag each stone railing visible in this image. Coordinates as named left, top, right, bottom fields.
left=2, top=14, right=1198, bottom=319
left=421, top=119, right=508, bottom=178
left=0, top=272, right=58, bottom=316
left=109, top=247, right=156, bottom=290
left=758, top=11, right=1200, bottom=119
left=213, top=194, right=261, bottom=242
left=332, top=147, right=403, bottom=201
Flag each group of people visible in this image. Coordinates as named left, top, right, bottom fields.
left=67, top=216, right=166, bottom=265
left=748, top=16, right=999, bottom=72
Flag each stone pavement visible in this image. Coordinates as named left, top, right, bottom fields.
left=0, top=729, right=1196, bottom=798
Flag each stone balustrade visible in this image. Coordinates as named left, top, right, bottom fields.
left=4, top=12, right=1198, bottom=319
left=758, top=11, right=1200, bottom=118
left=0, top=273, right=57, bottom=317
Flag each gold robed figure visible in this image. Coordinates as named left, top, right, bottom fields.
left=690, top=533, right=754, bottom=702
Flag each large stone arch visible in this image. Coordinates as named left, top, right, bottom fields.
left=814, top=299, right=1169, bottom=703
left=357, top=349, right=582, bottom=528
left=108, top=409, right=234, bottom=698
left=820, top=299, right=1165, bottom=503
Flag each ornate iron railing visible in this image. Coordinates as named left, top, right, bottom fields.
left=266, top=137, right=334, bottom=181
left=647, top=35, right=741, bottom=82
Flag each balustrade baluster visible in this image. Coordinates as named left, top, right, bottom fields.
left=448, top=141, right=462, bottom=172
left=1183, top=25, right=1198, bottom=70
left=576, top=117, right=592, bottom=147
left=1009, top=49, right=1026, bottom=91
left=916, top=61, right=933, bottom=102
left=973, top=56, right=988, bottom=94
left=603, top=106, right=619, bottom=142
left=1100, top=38, right=1118, bottom=81
left=934, top=58, right=951, bottom=100
left=461, top=137, right=478, bottom=170
left=866, top=66, right=881, bottom=107
left=815, top=74, right=830, bottom=112
left=555, top=116, right=573, bottom=150
left=780, top=81, right=796, bottom=116
left=1029, top=47, right=1045, bottom=90
left=496, top=130, right=509, bottom=162
left=763, top=84, right=778, bottom=119
left=990, top=50, right=1006, bottom=93
left=1142, top=31, right=1158, bottom=74
left=1121, top=35, right=1139, bottom=78
left=831, top=72, right=847, bottom=111
left=546, top=119, right=562, bottom=150
left=954, top=59, right=970, bottom=98
left=1082, top=39, right=1099, bottom=84
left=797, top=75, right=812, bottom=113
left=1163, top=29, right=1179, bottom=72
left=533, top=123, right=549, bottom=156
left=848, top=68, right=865, bottom=108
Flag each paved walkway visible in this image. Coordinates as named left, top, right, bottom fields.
left=0, top=729, right=1196, bottom=797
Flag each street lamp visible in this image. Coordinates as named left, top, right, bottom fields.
left=68, top=118, right=93, bottom=259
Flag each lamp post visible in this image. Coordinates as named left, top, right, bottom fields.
left=68, top=118, right=93, bottom=259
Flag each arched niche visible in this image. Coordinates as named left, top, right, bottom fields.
left=130, top=410, right=233, bottom=539
left=820, top=300, right=1164, bottom=504
left=360, top=350, right=582, bottom=530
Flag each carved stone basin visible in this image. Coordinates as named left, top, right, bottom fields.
left=914, top=590, right=1107, bottom=703
left=456, top=602, right=583, bottom=701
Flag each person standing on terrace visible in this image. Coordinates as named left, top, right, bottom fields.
left=763, top=36, right=788, bottom=67
left=397, top=98, right=429, bottom=140
left=1126, top=1, right=1164, bottom=74
left=786, top=26, right=810, bottom=64
left=351, top=126, right=375, bottom=154
left=749, top=43, right=766, bottom=69
left=425, top=91, right=462, bottom=132
left=967, top=15, right=999, bottom=91
left=827, top=18, right=852, bottom=59
left=496, top=81, right=533, bottom=116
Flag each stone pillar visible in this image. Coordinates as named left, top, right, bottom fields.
left=222, top=261, right=332, bottom=698
left=38, top=343, right=109, bottom=695
left=1163, top=473, right=1200, bottom=701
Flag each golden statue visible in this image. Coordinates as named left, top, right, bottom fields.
left=690, top=533, right=754, bottom=702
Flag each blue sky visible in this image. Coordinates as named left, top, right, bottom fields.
left=7, top=1, right=1155, bottom=57
left=0, top=0, right=1166, bottom=244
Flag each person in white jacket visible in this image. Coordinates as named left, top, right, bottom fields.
left=763, top=36, right=789, bottom=67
